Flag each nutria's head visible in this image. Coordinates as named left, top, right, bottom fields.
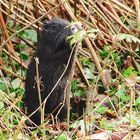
left=38, top=19, right=79, bottom=55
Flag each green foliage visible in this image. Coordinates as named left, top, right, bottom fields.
left=115, top=33, right=140, bottom=43
left=135, top=97, right=140, bottom=107
left=84, top=67, right=94, bottom=80
left=108, top=86, right=117, bottom=96
left=1, top=52, right=9, bottom=65
left=18, top=29, right=37, bottom=42
left=100, top=119, right=113, bottom=130
left=71, top=79, right=84, bottom=97
left=56, top=133, right=67, bottom=140
left=122, top=66, right=138, bottom=78
left=0, top=79, right=7, bottom=91
left=68, top=28, right=99, bottom=46
left=15, top=44, right=28, bottom=62
left=138, top=23, right=140, bottom=31
left=0, top=90, right=5, bottom=115
left=96, top=105, right=106, bottom=115
left=100, top=45, right=111, bottom=58
left=68, top=30, right=86, bottom=46
left=16, top=46, right=28, bottom=61
left=0, top=77, right=24, bottom=111
left=9, top=87, right=24, bottom=97
left=11, top=78, right=22, bottom=89
left=0, top=131, right=7, bottom=140
left=79, top=56, right=95, bottom=80
left=113, top=52, right=122, bottom=66
left=115, top=83, right=129, bottom=103
left=100, top=45, right=122, bottom=67
left=119, top=114, right=140, bottom=127
left=13, top=118, right=19, bottom=125
left=20, top=53, right=28, bottom=61
left=0, top=101, right=4, bottom=110
left=80, top=56, right=94, bottom=69
left=8, top=20, right=14, bottom=28
left=15, top=44, right=26, bottom=50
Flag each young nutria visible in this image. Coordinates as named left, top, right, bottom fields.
left=23, top=19, right=79, bottom=126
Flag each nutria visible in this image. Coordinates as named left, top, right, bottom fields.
left=23, top=19, right=79, bottom=125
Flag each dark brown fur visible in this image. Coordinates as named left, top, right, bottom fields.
left=23, top=19, right=77, bottom=125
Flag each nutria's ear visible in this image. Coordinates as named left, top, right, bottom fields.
left=42, top=20, right=49, bottom=31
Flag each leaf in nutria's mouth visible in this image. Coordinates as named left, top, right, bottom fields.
left=67, top=30, right=86, bottom=47
left=67, top=26, right=99, bottom=47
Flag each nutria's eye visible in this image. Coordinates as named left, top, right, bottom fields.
left=71, top=26, right=75, bottom=31
left=70, top=25, right=78, bottom=34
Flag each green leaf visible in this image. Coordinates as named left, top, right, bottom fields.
left=8, top=20, right=14, bottom=28
left=122, top=66, right=138, bottom=78
left=15, top=44, right=26, bottom=50
left=0, top=92, right=3, bottom=101
left=0, top=101, right=4, bottom=110
left=138, top=23, right=140, bottom=31
left=70, top=30, right=86, bottom=46
left=84, top=67, right=94, bottom=80
left=73, top=89, right=84, bottom=97
left=71, top=79, right=79, bottom=92
left=21, top=53, right=28, bottom=61
left=113, top=53, right=122, bottom=66
left=115, top=33, right=140, bottom=43
left=16, top=101, right=23, bottom=108
left=115, top=83, right=129, bottom=103
left=82, top=58, right=90, bottom=66
left=80, top=56, right=94, bottom=72
left=70, top=37, right=76, bottom=46
left=71, top=80, right=84, bottom=97
left=100, top=119, right=113, bottom=130
left=13, top=118, right=19, bottom=125
left=19, top=29, right=37, bottom=42
left=0, top=131, right=7, bottom=140
left=0, top=80, right=6, bottom=91
left=57, top=133, right=67, bottom=140
left=96, top=106, right=106, bottom=115
left=100, top=45, right=111, bottom=58
left=11, top=78, right=22, bottom=89
left=135, top=97, right=140, bottom=107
